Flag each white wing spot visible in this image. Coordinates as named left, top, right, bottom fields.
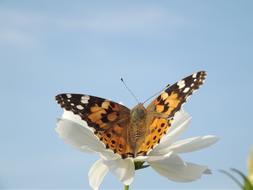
left=183, top=87, right=190, bottom=93
left=66, top=94, right=72, bottom=98
left=67, top=99, right=71, bottom=102
left=76, top=105, right=84, bottom=110
left=81, top=95, right=90, bottom=104
left=71, top=103, right=75, bottom=106
left=177, top=80, right=185, bottom=89
left=194, top=79, right=197, bottom=82
left=190, top=83, right=194, bottom=87
left=192, top=73, right=197, bottom=78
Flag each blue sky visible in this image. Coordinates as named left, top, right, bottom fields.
left=0, top=0, right=253, bottom=189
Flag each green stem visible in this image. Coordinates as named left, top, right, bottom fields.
left=123, top=161, right=149, bottom=190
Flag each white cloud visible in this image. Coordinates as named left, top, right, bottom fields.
left=0, top=6, right=187, bottom=47
left=0, top=9, right=43, bottom=48
left=57, top=8, right=187, bottom=33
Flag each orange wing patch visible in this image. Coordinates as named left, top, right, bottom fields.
left=154, top=92, right=181, bottom=116
left=137, top=117, right=173, bottom=156
left=96, top=123, right=134, bottom=158
left=86, top=100, right=122, bottom=130
left=147, top=91, right=180, bottom=119
left=148, top=71, right=206, bottom=118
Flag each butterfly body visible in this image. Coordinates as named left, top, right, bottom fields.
left=129, top=104, right=148, bottom=157
left=56, top=71, right=206, bottom=159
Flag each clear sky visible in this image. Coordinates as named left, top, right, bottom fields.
left=0, top=0, right=252, bottom=189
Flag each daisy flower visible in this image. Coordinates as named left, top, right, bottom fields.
left=56, top=109, right=218, bottom=190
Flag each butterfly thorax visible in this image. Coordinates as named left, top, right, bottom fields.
left=129, top=103, right=148, bottom=157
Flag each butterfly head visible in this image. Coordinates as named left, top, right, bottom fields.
left=130, top=103, right=146, bottom=122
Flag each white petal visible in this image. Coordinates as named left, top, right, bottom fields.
left=170, top=109, right=191, bottom=131
left=62, top=110, right=90, bottom=129
left=56, top=118, right=109, bottom=154
left=182, top=162, right=211, bottom=179
left=134, top=155, right=150, bottom=162
left=88, top=159, right=109, bottom=190
left=169, top=135, right=219, bottom=153
left=149, top=153, right=208, bottom=182
left=146, top=151, right=174, bottom=162
left=103, top=158, right=135, bottom=185
left=150, top=110, right=191, bottom=156
left=57, top=111, right=126, bottom=160
left=99, top=151, right=121, bottom=161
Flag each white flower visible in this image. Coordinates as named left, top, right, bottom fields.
left=56, top=109, right=218, bottom=190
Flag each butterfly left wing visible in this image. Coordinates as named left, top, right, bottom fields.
left=137, top=71, right=206, bottom=156
left=56, top=94, right=135, bottom=158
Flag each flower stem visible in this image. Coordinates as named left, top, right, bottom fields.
left=123, top=162, right=149, bottom=190
left=134, top=161, right=150, bottom=170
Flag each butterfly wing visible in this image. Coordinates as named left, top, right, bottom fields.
left=137, top=71, right=207, bottom=156
left=56, top=94, right=134, bottom=158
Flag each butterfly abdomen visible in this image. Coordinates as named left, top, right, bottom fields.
left=129, top=104, right=149, bottom=157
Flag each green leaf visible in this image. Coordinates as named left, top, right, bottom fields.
left=230, top=168, right=253, bottom=190
left=124, top=185, right=129, bottom=190
left=219, top=169, right=244, bottom=189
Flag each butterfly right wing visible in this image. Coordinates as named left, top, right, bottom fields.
left=137, top=71, right=207, bottom=156
left=56, top=93, right=134, bottom=158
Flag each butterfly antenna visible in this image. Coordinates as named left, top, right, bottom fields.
left=143, top=84, right=170, bottom=104
left=120, top=78, right=140, bottom=103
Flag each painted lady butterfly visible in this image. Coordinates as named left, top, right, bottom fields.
left=56, top=71, right=206, bottom=159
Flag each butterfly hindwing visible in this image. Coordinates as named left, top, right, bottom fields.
left=55, top=94, right=134, bottom=158
left=137, top=71, right=207, bottom=156
left=137, top=117, right=171, bottom=156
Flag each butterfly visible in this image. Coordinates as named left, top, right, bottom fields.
left=55, top=71, right=206, bottom=159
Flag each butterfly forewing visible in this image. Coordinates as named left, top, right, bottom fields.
left=137, top=71, right=206, bottom=156
left=55, top=94, right=135, bottom=158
